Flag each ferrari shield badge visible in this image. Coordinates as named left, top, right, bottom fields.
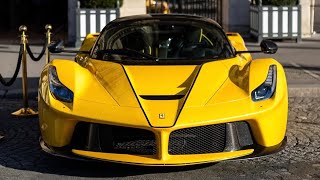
left=159, top=113, right=165, bottom=119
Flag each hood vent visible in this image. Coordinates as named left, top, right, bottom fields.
left=140, top=95, right=185, bottom=100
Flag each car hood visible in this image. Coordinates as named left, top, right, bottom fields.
left=88, top=59, right=248, bottom=127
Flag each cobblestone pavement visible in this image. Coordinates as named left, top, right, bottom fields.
left=0, top=97, right=319, bottom=180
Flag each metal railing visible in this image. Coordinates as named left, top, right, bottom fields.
left=250, top=5, right=302, bottom=42
left=75, top=8, right=119, bottom=46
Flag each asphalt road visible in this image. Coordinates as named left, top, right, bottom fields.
left=0, top=96, right=319, bottom=180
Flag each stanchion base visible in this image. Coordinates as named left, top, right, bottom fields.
left=12, top=108, right=38, bottom=117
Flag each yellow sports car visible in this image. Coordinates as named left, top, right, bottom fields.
left=39, top=14, right=288, bottom=166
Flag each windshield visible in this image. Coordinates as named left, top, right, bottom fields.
left=91, top=19, right=234, bottom=63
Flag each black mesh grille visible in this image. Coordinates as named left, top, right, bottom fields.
left=71, top=123, right=157, bottom=155
left=169, top=124, right=226, bottom=155
left=103, top=126, right=156, bottom=155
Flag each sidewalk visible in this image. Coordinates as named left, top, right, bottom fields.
left=1, top=40, right=320, bottom=98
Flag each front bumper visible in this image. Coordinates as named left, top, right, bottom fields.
left=40, top=119, right=287, bottom=166
left=39, top=81, right=288, bottom=166
left=40, top=136, right=287, bottom=166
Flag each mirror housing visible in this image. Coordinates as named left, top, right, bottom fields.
left=48, top=40, right=90, bottom=54
left=260, top=40, right=278, bottom=54
left=48, top=40, right=65, bottom=53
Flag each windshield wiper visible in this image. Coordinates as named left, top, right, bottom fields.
left=96, top=48, right=158, bottom=61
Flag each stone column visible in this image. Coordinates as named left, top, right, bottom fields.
left=68, top=0, right=77, bottom=46
left=222, top=0, right=229, bottom=31
left=120, top=0, right=146, bottom=17
left=222, top=0, right=251, bottom=36
left=300, top=0, right=312, bottom=37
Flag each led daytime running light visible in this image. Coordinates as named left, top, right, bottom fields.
left=252, top=65, right=277, bottom=101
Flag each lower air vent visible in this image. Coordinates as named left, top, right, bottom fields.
left=71, top=123, right=157, bottom=155
left=169, top=124, right=226, bottom=155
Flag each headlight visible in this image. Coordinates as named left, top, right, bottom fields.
left=251, top=65, right=276, bottom=101
left=48, top=66, right=74, bottom=103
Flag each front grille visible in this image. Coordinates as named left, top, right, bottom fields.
left=102, top=126, right=156, bottom=155
left=71, top=123, right=156, bottom=155
left=168, top=124, right=226, bottom=155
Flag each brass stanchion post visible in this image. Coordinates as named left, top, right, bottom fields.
left=12, top=25, right=38, bottom=117
left=45, top=24, right=52, bottom=64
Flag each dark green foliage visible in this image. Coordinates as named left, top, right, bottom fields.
left=253, top=0, right=298, bottom=6
left=79, top=0, right=123, bottom=8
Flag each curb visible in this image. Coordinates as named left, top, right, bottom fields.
left=288, top=84, right=320, bottom=97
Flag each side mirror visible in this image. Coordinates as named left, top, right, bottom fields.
left=48, top=40, right=64, bottom=53
left=260, top=40, right=278, bottom=54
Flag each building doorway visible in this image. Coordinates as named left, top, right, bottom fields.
left=314, top=0, right=320, bottom=33
left=0, top=0, right=68, bottom=44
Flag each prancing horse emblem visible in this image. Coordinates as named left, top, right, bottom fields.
left=159, top=113, right=165, bottom=119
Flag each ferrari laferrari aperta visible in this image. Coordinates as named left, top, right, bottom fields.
left=39, top=14, right=288, bottom=166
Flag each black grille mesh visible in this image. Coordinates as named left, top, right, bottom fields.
left=105, top=126, right=157, bottom=155
left=71, top=123, right=157, bottom=155
left=169, top=124, right=226, bottom=155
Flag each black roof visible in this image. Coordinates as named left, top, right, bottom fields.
left=108, top=14, right=221, bottom=28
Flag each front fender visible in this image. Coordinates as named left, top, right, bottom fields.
left=39, top=59, right=118, bottom=107
left=247, top=58, right=288, bottom=146
left=249, top=58, right=286, bottom=93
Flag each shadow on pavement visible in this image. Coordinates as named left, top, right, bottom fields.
left=0, top=99, right=213, bottom=177
left=283, top=64, right=320, bottom=72
left=282, top=64, right=320, bottom=74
